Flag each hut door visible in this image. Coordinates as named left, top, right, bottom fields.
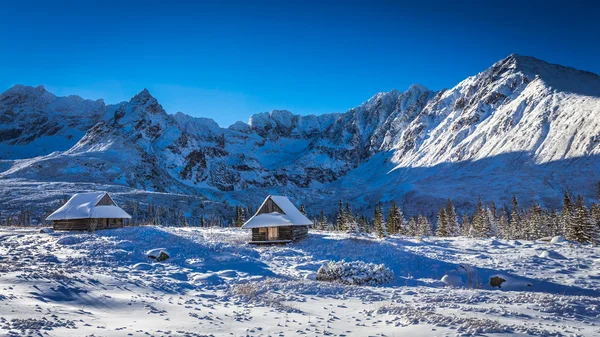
left=267, top=227, right=278, bottom=240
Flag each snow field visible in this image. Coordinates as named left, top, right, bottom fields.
left=0, top=226, right=599, bottom=336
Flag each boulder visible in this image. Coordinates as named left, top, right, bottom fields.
left=490, top=276, right=506, bottom=288
left=146, top=248, right=170, bottom=262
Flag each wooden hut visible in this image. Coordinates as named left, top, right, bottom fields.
left=242, top=195, right=311, bottom=244
left=46, top=192, right=131, bottom=231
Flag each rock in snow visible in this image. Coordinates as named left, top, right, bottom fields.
left=146, top=248, right=170, bottom=262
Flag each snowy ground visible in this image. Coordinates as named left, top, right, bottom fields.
left=0, top=227, right=599, bottom=336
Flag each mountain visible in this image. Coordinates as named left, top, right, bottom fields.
left=1, top=54, right=600, bottom=219
left=0, top=85, right=110, bottom=159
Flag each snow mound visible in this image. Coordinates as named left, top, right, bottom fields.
left=316, top=260, right=394, bottom=286
left=441, top=274, right=463, bottom=287
left=55, top=235, right=89, bottom=246
left=550, top=236, right=566, bottom=244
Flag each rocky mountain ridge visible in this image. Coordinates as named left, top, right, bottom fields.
left=2, top=54, right=600, bottom=215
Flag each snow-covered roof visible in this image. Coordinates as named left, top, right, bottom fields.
left=46, top=192, right=132, bottom=221
left=242, top=195, right=312, bottom=229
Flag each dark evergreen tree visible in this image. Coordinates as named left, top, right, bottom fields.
left=299, top=204, right=306, bottom=215
left=407, top=216, right=418, bottom=236
left=435, top=207, right=449, bottom=236
left=373, top=202, right=387, bottom=238
left=562, top=191, right=574, bottom=237
left=335, top=199, right=346, bottom=231
left=460, top=213, right=472, bottom=237
left=387, top=202, right=398, bottom=234
left=446, top=199, right=459, bottom=236
left=509, top=195, right=521, bottom=240
left=417, top=215, right=433, bottom=236
left=568, top=195, right=597, bottom=244
left=497, top=207, right=510, bottom=239
left=319, top=210, right=327, bottom=230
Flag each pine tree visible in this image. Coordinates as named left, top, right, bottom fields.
left=200, top=215, right=207, bottom=227
left=509, top=195, right=521, bottom=240
left=435, top=207, right=449, bottom=236
left=446, top=199, right=459, bottom=236
left=344, top=203, right=357, bottom=232
left=407, top=216, right=418, bottom=236
left=387, top=202, right=396, bottom=234
left=373, top=202, right=387, bottom=238
left=549, top=209, right=561, bottom=236
left=336, top=199, right=346, bottom=231
left=417, top=215, right=433, bottom=236
left=568, top=195, right=597, bottom=244
left=359, top=215, right=369, bottom=233
left=319, top=210, right=327, bottom=230
left=527, top=203, right=545, bottom=239
left=591, top=203, right=600, bottom=233
left=471, top=198, right=491, bottom=237
left=497, top=207, right=510, bottom=239
left=460, top=213, right=472, bottom=237
left=562, top=191, right=574, bottom=238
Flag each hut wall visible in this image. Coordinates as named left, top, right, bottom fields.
left=256, top=198, right=284, bottom=215
left=53, top=219, right=92, bottom=231
left=53, top=218, right=124, bottom=231
left=292, top=225, right=308, bottom=240
left=252, top=228, right=267, bottom=241
left=278, top=226, right=294, bottom=240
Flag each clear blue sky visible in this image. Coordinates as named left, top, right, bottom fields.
left=1, top=0, right=599, bottom=127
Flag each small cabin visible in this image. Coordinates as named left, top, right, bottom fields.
left=242, top=195, right=311, bottom=244
left=46, top=192, right=132, bottom=231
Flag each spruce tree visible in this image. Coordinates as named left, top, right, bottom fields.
left=562, top=191, right=574, bottom=238
left=417, top=215, right=433, bottom=236
left=509, top=195, right=521, bottom=240
left=549, top=209, right=561, bottom=236
left=408, top=217, right=418, bottom=236
left=591, top=203, right=600, bottom=233
left=497, top=207, right=510, bottom=239
left=387, top=202, right=398, bottom=234
left=528, top=203, right=545, bottom=239
left=336, top=199, right=346, bottom=231
left=344, top=203, right=357, bottom=232
left=460, top=213, right=472, bottom=237
left=569, top=195, right=597, bottom=244
left=299, top=204, right=306, bottom=215
left=471, top=198, right=491, bottom=237
left=373, top=202, right=387, bottom=238
left=435, top=207, right=449, bottom=236
left=446, top=199, right=459, bottom=236
left=319, top=210, right=327, bottom=230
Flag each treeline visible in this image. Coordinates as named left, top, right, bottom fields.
left=313, top=191, right=600, bottom=244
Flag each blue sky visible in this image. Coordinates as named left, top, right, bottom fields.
left=1, top=0, right=599, bottom=127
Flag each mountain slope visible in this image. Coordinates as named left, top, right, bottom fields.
left=1, top=54, right=600, bottom=217
left=0, top=85, right=111, bottom=159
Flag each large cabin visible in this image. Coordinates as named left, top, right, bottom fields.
left=242, top=195, right=311, bottom=244
left=46, top=192, right=132, bottom=231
